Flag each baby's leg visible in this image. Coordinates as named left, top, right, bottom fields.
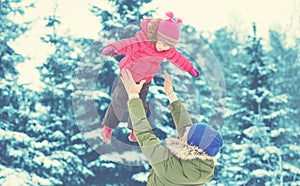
left=102, top=77, right=128, bottom=128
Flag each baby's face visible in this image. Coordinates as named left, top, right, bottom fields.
left=155, top=41, right=171, bottom=52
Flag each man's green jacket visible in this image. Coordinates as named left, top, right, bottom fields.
left=128, top=98, right=215, bottom=186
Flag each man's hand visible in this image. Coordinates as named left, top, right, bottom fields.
left=163, top=70, right=174, bottom=96
left=120, top=69, right=146, bottom=95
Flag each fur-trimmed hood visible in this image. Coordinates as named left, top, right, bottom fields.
left=166, top=137, right=215, bottom=161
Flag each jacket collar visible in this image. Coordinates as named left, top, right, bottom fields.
left=166, top=137, right=215, bottom=161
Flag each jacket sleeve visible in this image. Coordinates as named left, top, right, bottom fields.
left=108, top=31, right=146, bottom=55
left=128, top=98, right=172, bottom=165
left=166, top=49, right=194, bottom=72
left=169, top=100, right=193, bottom=137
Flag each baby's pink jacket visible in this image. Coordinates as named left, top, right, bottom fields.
left=107, top=19, right=193, bottom=83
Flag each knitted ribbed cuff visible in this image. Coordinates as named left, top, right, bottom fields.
left=128, top=93, right=139, bottom=100
left=168, top=92, right=178, bottom=103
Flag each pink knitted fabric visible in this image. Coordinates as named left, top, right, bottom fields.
left=157, top=11, right=182, bottom=46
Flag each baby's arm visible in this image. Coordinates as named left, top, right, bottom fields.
left=107, top=31, right=145, bottom=55
left=166, top=49, right=200, bottom=77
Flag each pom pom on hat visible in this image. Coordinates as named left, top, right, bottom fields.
left=176, top=18, right=182, bottom=24
left=165, top=11, right=174, bottom=18
left=157, top=11, right=182, bottom=46
left=187, top=123, right=223, bottom=156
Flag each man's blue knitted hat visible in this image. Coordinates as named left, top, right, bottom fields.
left=187, top=123, right=223, bottom=156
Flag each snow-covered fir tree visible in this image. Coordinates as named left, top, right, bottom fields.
left=34, top=4, right=94, bottom=185
left=0, top=0, right=59, bottom=185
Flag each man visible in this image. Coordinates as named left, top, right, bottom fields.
left=120, top=69, right=223, bottom=186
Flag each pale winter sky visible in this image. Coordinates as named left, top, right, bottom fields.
left=22, top=0, right=296, bottom=38
left=11, top=0, right=298, bottom=89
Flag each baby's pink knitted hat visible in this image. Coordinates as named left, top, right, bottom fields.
left=157, top=12, right=182, bottom=46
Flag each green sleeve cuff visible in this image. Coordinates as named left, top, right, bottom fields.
left=128, top=98, right=147, bottom=120
left=169, top=100, right=193, bottom=137
left=128, top=98, right=151, bottom=132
